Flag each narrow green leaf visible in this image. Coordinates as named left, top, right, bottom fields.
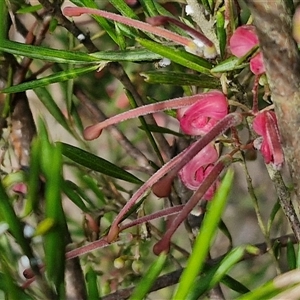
left=218, top=219, right=233, bottom=247
left=211, top=56, right=248, bottom=73
left=58, top=142, right=143, bottom=184
left=221, top=275, right=250, bottom=294
left=89, top=49, right=162, bottom=62
left=287, top=239, right=296, bottom=270
left=43, top=142, right=66, bottom=289
left=174, top=169, right=234, bottom=299
left=137, top=38, right=212, bottom=74
left=0, top=40, right=101, bottom=63
left=80, top=175, right=106, bottom=206
left=34, top=87, right=72, bottom=134
left=23, top=138, right=41, bottom=216
left=129, top=253, right=167, bottom=300
left=16, top=4, right=43, bottom=14
left=266, top=200, right=280, bottom=234
left=187, top=245, right=254, bottom=299
left=62, top=180, right=89, bottom=212
left=109, top=0, right=138, bottom=19
left=141, top=71, right=221, bottom=88
left=2, top=65, right=99, bottom=94
left=139, top=0, right=159, bottom=16
left=216, top=11, right=226, bottom=59
left=86, top=266, right=100, bottom=299
left=237, top=277, right=284, bottom=300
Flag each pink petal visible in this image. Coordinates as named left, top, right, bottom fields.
left=253, top=111, right=284, bottom=167
left=178, top=143, right=219, bottom=191
left=179, top=90, right=228, bottom=135
left=253, top=111, right=267, bottom=136
left=230, top=25, right=259, bottom=57
left=250, top=52, right=265, bottom=75
left=195, top=165, right=219, bottom=200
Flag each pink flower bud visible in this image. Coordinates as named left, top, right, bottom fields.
left=230, top=25, right=265, bottom=75
left=230, top=25, right=259, bottom=57
left=178, top=90, right=228, bottom=136
left=250, top=52, right=265, bottom=75
left=178, top=143, right=219, bottom=199
left=253, top=111, right=284, bottom=169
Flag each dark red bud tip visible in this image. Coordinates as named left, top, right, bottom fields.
left=153, top=239, right=170, bottom=255
left=63, top=7, right=83, bottom=17
left=83, top=126, right=103, bottom=140
left=146, top=16, right=169, bottom=26
left=152, top=175, right=174, bottom=198
left=23, top=268, right=35, bottom=279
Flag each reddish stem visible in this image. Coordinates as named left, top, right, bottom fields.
left=83, top=93, right=212, bottom=140
left=120, top=205, right=184, bottom=231
left=63, top=7, right=195, bottom=48
left=147, top=16, right=215, bottom=48
left=106, top=113, right=243, bottom=242
left=153, top=157, right=231, bottom=255
left=252, top=75, right=260, bottom=113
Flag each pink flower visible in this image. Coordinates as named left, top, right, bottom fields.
left=253, top=111, right=284, bottom=168
left=177, top=90, right=228, bottom=136
left=229, top=25, right=265, bottom=75
left=178, top=143, right=219, bottom=199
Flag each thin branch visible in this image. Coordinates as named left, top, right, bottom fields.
left=101, top=233, right=297, bottom=300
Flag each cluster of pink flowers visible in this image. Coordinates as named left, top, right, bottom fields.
left=176, top=91, right=228, bottom=199
left=229, top=25, right=283, bottom=168
left=177, top=92, right=283, bottom=195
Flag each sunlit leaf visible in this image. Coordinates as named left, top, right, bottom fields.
left=137, top=38, right=212, bottom=74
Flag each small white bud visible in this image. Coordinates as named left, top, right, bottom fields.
left=20, top=255, right=30, bottom=269
left=193, top=38, right=205, bottom=48
left=77, top=34, right=86, bottom=42
left=23, top=224, right=35, bottom=238
left=185, top=5, right=194, bottom=16
left=158, top=58, right=171, bottom=67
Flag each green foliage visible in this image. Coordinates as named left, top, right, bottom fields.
left=0, top=0, right=298, bottom=299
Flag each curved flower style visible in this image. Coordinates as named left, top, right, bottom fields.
left=177, top=90, right=228, bottom=136
left=253, top=111, right=284, bottom=169
left=229, top=25, right=265, bottom=75
left=178, top=143, right=219, bottom=199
